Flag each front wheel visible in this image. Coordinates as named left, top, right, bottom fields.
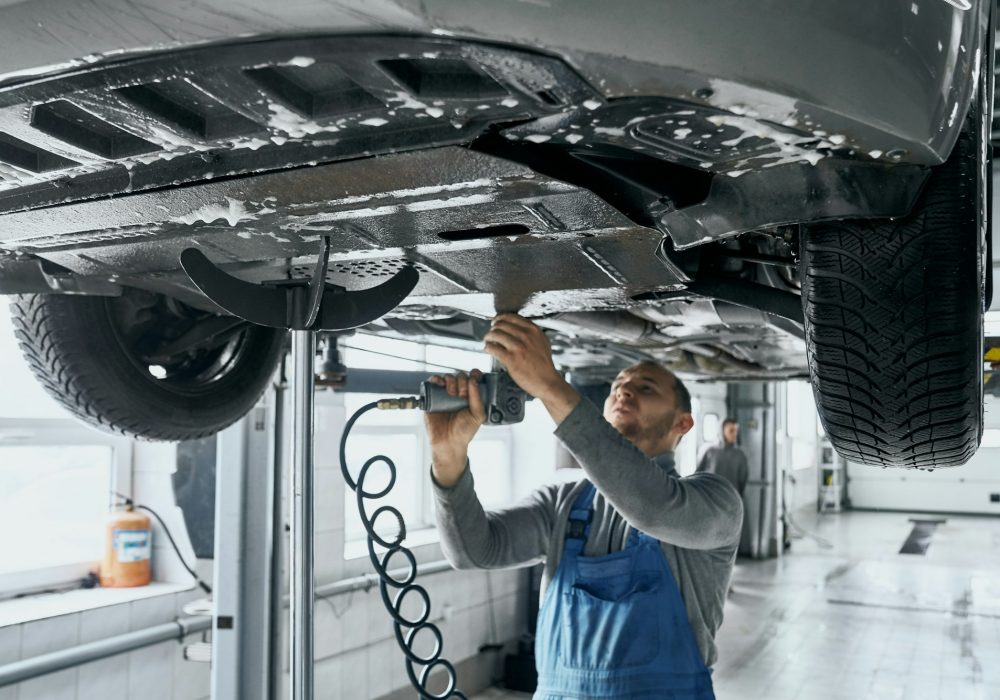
left=9, top=290, right=286, bottom=441
left=801, top=115, right=985, bottom=468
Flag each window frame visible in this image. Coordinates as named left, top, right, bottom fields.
left=463, top=425, right=515, bottom=509
left=700, top=411, right=720, bottom=444
left=0, top=418, right=133, bottom=600
left=784, top=381, right=819, bottom=471
left=342, top=421, right=433, bottom=539
left=342, top=404, right=518, bottom=556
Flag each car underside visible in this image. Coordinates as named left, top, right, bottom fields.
left=0, top=2, right=992, bottom=467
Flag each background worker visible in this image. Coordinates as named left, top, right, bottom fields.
left=426, top=313, right=742, bottom=700
left=697, top=418, right=750, bottom=497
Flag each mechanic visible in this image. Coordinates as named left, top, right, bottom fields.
left=427, top=313, right=742, bottom=699
left=696, top=418, right=750, bottom=497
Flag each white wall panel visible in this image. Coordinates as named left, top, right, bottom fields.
left=847, top=395, right=1000, bottom=514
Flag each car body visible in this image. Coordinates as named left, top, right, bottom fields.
left=0, top=0, right=992, bottom=465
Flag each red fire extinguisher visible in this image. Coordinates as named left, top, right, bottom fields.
left=101, top=496, right=152, bottom=588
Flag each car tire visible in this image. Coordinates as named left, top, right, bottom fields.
left=9, top=291, right=286, bottom=441
left=801, top=119, right=986, bottom=468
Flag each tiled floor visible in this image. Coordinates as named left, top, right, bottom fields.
left=471, top=509, right=1000, bottom=700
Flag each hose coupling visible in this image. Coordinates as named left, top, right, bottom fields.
left=376, top=396, right=422, bottom=410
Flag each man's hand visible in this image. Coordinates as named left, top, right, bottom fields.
left=425, top=369, right=485, bottom=488
left=484, top=313, right=581, bottom=424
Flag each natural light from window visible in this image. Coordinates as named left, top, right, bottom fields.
left=0, top=304, right=129, bottom=595
left=0, top=445, right=112, bottom=574
left=340, top=333, right=506, bottom=545
left=0, top=304, right=70, bottom=419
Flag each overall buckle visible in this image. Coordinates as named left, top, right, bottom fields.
left=566, top=513, right=592, bottom=540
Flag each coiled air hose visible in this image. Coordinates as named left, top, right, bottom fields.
left=339, top=400, right=468, bottom=700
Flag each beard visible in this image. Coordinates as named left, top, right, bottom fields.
left=610, top=408, right=677, bottom=447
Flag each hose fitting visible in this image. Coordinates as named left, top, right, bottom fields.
left=376, top=396, right=422, bottom=410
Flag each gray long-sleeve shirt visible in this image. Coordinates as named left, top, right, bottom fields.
left=432, top=398, right=743, bottom=667
left=696, top=443, right=750, bottom=496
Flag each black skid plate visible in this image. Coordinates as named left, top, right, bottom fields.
left=0, top=34, right=597, bottom=214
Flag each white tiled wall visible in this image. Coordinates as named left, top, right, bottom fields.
left=301, top=566, right=529, bottom=700
left=285, top=390, right=534, bottom=700
left=0, top=552, right=527, bottom=700
left=0, top=438, right=211, bottom=700
left=0, top=587, right=210, bottom=700
left=0, top=387, right=539, bottom=700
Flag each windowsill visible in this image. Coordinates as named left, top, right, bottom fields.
left=343, top=527, right=440, bottom=560
left=0, top=581, right=194, bottom=627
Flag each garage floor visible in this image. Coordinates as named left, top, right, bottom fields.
left=470, top=510, right=1000, bottom=700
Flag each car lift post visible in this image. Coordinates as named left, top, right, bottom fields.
left=290, top=330, right=317, bottom=698
left=179, top=238, right=419, bottom=700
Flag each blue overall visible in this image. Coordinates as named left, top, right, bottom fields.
left=534, top=483, right=715, bottom=699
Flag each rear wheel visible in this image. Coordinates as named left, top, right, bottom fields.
left=801, top=117, right=985, bottom=468
left=9, top=290, right=286, bottom=441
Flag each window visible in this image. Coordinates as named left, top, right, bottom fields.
left=468, top=436, right=513, bottom=508
left=340, top=334, right=512, bottom=550
left=701, top=412, right=720, bottom=443
left=0, top=305, right=132, bottom=598
left=343, top=431, right=423, bottom=540
left=673, top=397, right=701, bottom=477
left=0, top=303, right=67, bottom=420
left=786, top=381, right=817, bottom=440
left=785, top=381, right=819, bottom=470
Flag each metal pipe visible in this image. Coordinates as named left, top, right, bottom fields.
left=270, top=374, right=288, bottom=700
left=686, top=277, right=804, bottom=325
left=0, top=616, right=211, bottom=688
left=539, top=311, right=654, bottom=343
left=311, top=560, right=453, bottom=601
left=289, top=330, right=316, bottom=700
left=0, top=560, right=459, bottom=689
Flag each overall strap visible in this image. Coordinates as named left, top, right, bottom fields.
left=626, top=526, right=642, bottom=548
left=564, top=482, right=596, bottom=553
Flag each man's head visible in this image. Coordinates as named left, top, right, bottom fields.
left=722, top=418, right=739, bottom=445
left=603, top=361, right=694, bottom=457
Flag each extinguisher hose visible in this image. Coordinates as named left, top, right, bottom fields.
left=113, top=492, right=212, bottom=594
left=134, top=505, right=213, bottom=594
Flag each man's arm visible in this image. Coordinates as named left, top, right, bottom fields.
left=554, top=399, right=742, bottom=549
left=424, top=369, right=486, bottom=489
left=482, top=313, right=741, bottom=550
left=423, top=366, right=556, bottom=569
left=432, top=464, right=557, bottom=569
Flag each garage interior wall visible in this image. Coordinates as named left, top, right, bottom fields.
left=0, top=361, right=785, bottom=700
left=845, top=392, right=1000, bottom=515
left=0, top=374, right=557, bottom=700
left=282, top=388, right=539, bottom=700
left=0, top=437, right=210, bottom=700
left=778, top=380, right=821, bottom=515
left=3, top=334, right=989, bottom=699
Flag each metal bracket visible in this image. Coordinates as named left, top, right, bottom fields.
left=179, top=236, right=419, bottom=331
left=657, top=158, right=930, bottom=250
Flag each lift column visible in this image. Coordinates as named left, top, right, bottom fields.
left=179, top=236, right=419, bottom=700
left=290, top=330, right=316, bottom=699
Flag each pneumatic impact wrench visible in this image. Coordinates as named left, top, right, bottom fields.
left=378, top=370, right=528, bottom=425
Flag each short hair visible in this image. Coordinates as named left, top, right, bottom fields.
left=635, top=361, right=691, bottom=413
left=722, top=417, right=738, bottom=428
left=672, top=374, right=692, bottom=414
